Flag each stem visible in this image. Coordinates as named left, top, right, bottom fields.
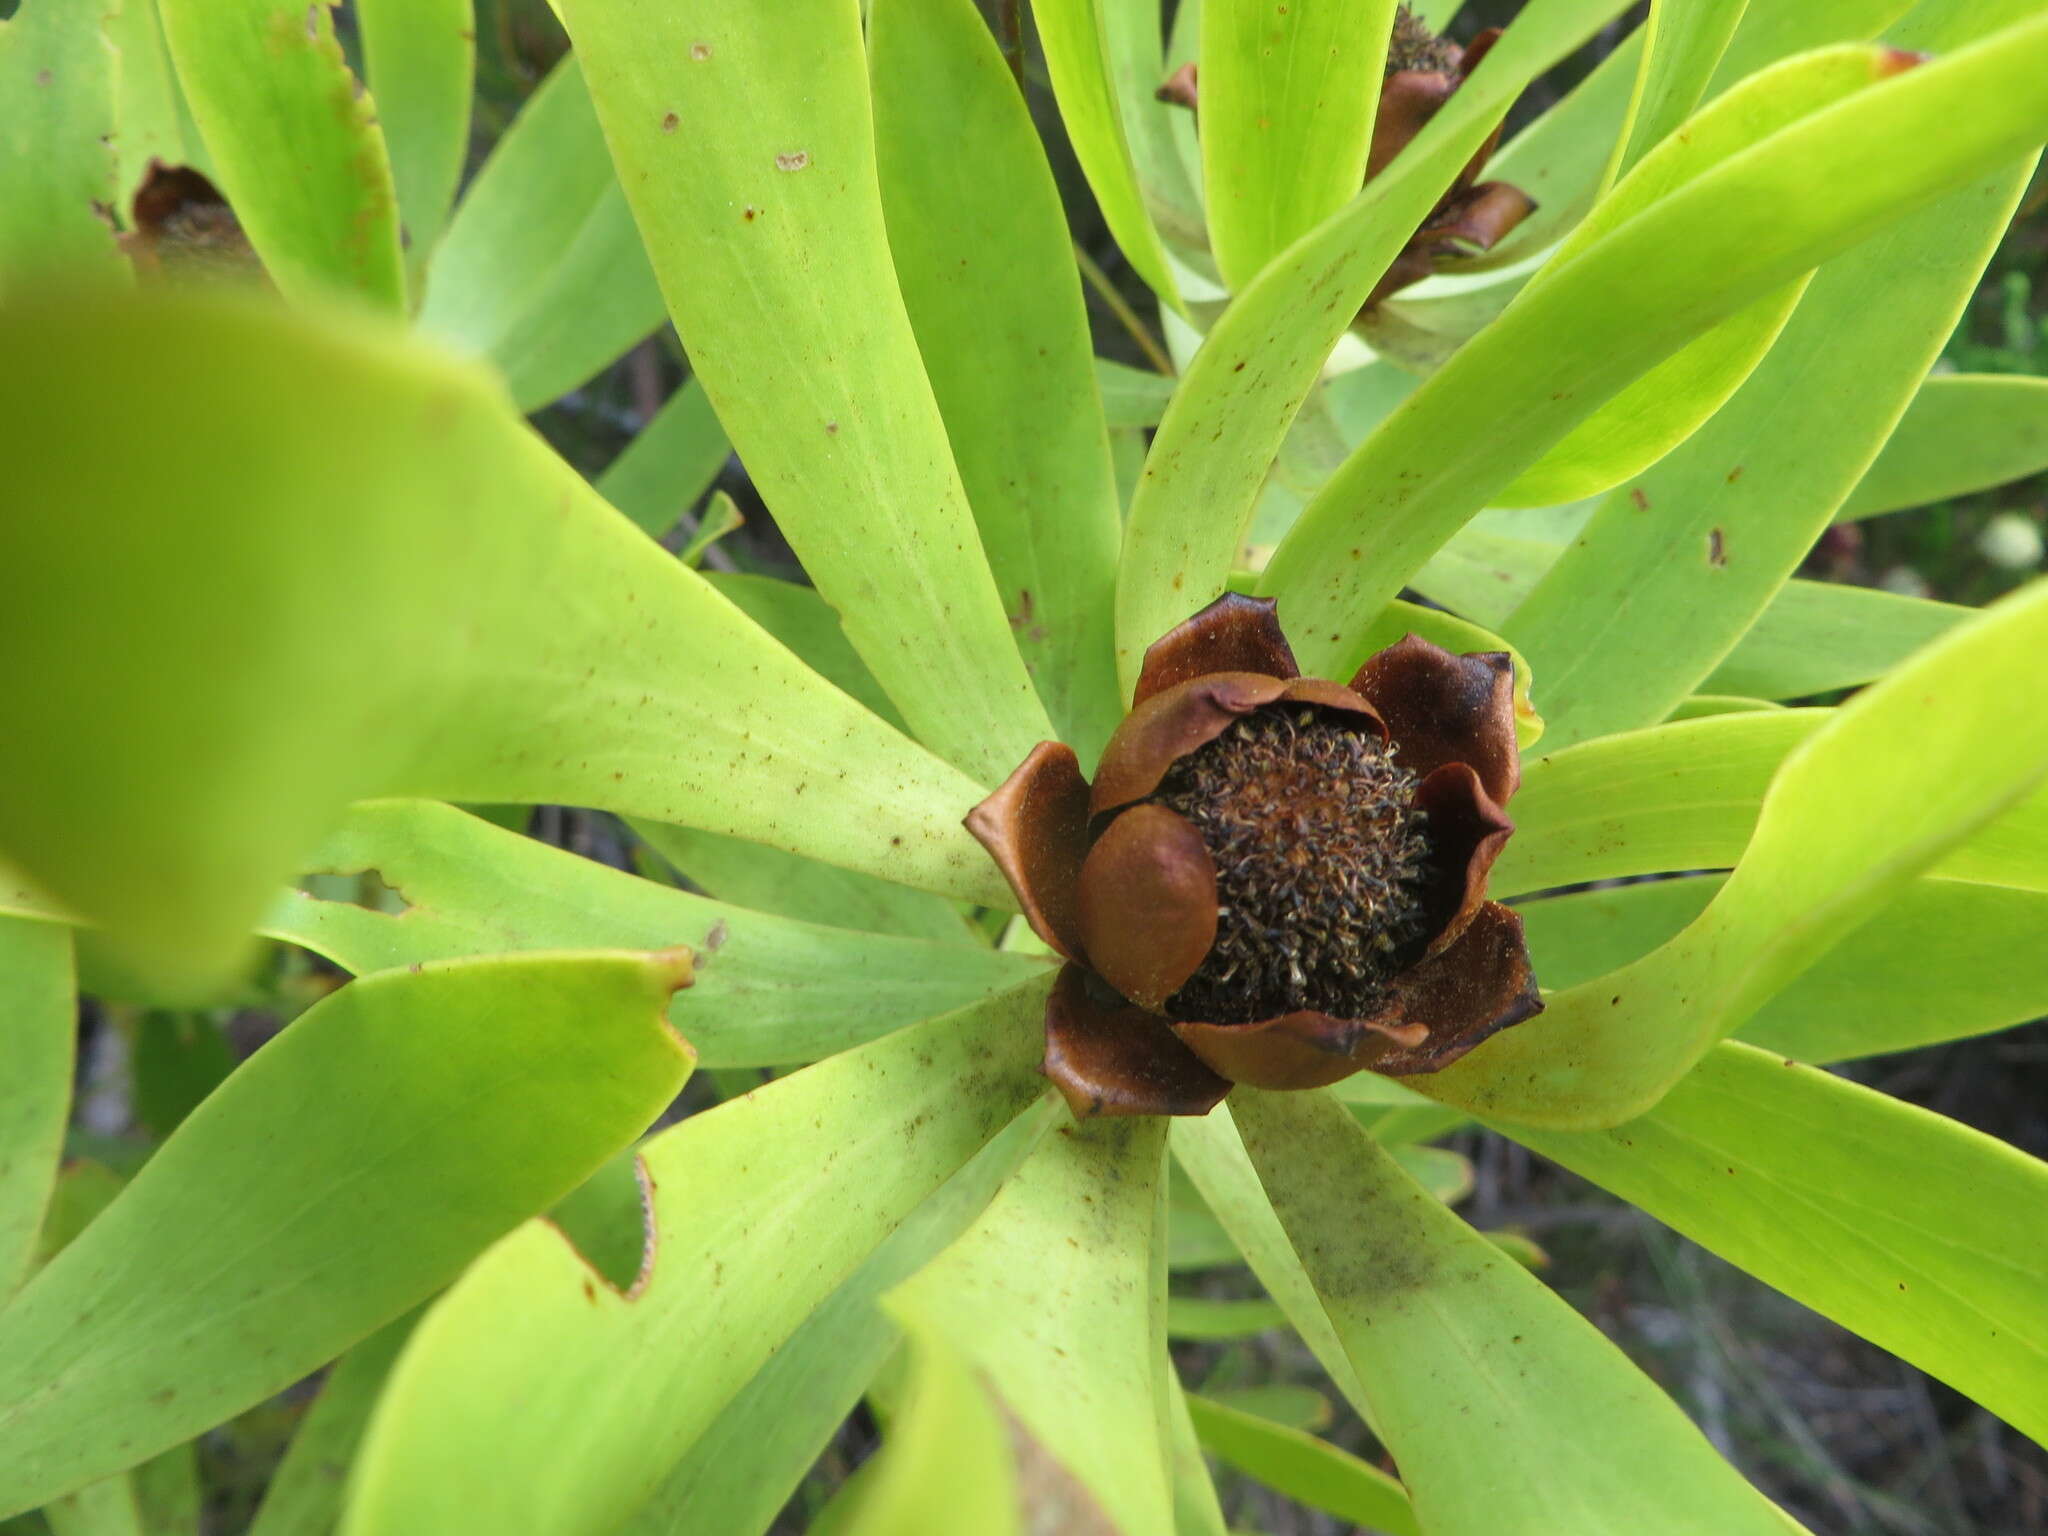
left=1074, top=244, right=1175, bottom=377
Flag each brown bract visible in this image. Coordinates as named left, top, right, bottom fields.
left=1152, top=14, right=1535, bottom=309
left=967, top=594, right=1541, bottom=1119
left=1365, top=26, right=1535, bottom=307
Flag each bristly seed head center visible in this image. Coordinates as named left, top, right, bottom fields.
left=1156, top=705, right=1429, bottom=1025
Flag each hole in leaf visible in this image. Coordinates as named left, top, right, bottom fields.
left=545, top=1151, right=656, bottom=1297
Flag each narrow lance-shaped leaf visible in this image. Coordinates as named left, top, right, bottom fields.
left=887, top=1118, right=1176, bottom=1536
left=1482, top=37, right=1908, bottom=512
left=0, top=0, right=125, bottom=286
left=1491, top=707, right=2048, bottom=901
left=1500, top=151, right=2032, bottom=744
left=339, top=980, right=1052, bottom=1536
left=1604, top=0, right=1750, bottom=185
left=1840, top=374, right=2048, bottom=520
left=1424, top=574, right=2048, bottom=1130
left=158, top=0, right=405, bottom=309
left=1231, top=1090, right=1800, bottom=1536
left=263, top=800, right=1046, bottom=1069
left=1518, top=875, right=2048, bottom=1064
left=594, top=377, right=731, bottom=539
left=556, top=0, right=1054, bottom=783
left=625, top=1101, right=1058, bottom=1536
left=1412, top=525, right=1981, bottom=705
left=355, top=0, right=473, bottom=269
left=1507, top=1043, right=2048, bottom=1445
left=1170, top=1113, right=1373, bottom=1424
left=418, top=53, right=667, bottom=411
left=246, top=1314, right=419, bottom=1536
left=1114, top=0, right=1635, bottom=694
left=870, top=0, right=1125, bottom=758
left=0, top=285, right=1007, bottom=995
left=1200, top=0, right=1397, bottom=291
left=1029, top=0, right=1186, bottom=312
left=0, top=918, right=72, bottom=1300
left=838, top=1319, right=1020, bottom=1536
left=634, top=816, right=979, bottom=944
left=0, top=951, right=694, bottom=1518
left=107, top=0, right=190, bottom=202
left=1185, top=1394, right=1418, bottom=1536
left=1260, top=15, right=2048, bottom=682
left=1101, top=0, right=1208, bottom=254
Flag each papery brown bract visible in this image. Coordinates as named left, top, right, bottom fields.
left=968, top=594, right=1542, bottom=1118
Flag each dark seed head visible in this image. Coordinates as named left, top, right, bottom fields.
left=1153, top=704, right=1430, bottom=1025
left=1388, top=4, right=1460, bottom=75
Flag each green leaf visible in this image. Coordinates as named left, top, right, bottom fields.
left=1606, top=0, right=1751, bottom=185
left=158, top=0, right=404, bottom=309
left=1170, top=1114, right=1370, bottom=1422
left=1261, top=20, right=2048, bottom=682
left=1476, top=29, right=1641, bottom=268
left=0, top=0, right=125, bottom=286
left=1167, top=1381, right=1231, bottom=1536
left=677, top=493, right=745, bottom=570
left=1666, top=694, right=1784, bottom=720
left=1097, top=358, right=1178, bottom=429
left=26, top=1163, right=124, bottom=1277
left=1199, top=0, right=1395, bottom=291
left=889, top=1118, right=1174, bottom=1536
left=1708, top=0, right=1915, bottom=86
left=1414, top=527, right=1984, bottom=706
left=698, top=571, right=906, bottom=730
left=1028, top=0, right=1185, bottom=312
left=594, top=378, right=730, bottom=539
left=1500, top=158, right=2032, bottom=744
left=1113, top=0, right=1635, bottom=692
left=246, top=1315, right=418, bottom=1536
left=1840, top=374, right=2048, bottom=520
left=0, top=283, right=1006, bottom=995
left=1102, top=0, right=1209, bottom=256
left=838, top=1319, right=1019, bottom=1536
left=1701, top=579, right=1969, bottom=701
left=1496, top=707, right=2048, bottom=901
left=1185, top=1394, right=1418, bottom=1536
left=1495, top=709, right=1825, bottom=897
left=41, top=1478, right=143, bottom=1536
left=0, top=918, right=71, bottom=1300
left=624, top=1101, right=1056, bottom=1536
left=1229, top=1090, right=1798, bottom=1536
left=0, top=951, right=693, bottom=1517
left=556, top=0, right=1053, bottom=784
left=129, top=1013, right=235, bottom=1140
left=1166, top=1296, right=1286, bottom=1340
left=417, top=54, right=665, bottom=410
left=634, top=818, right=977, bottom=944
left=1498, top=41, right=1915, bottom=507
left=130, top=1445, right=197, bottom=1536
left=1522, top=874, right=2048, bottom=1064
left=264, top=800, right=1046, bottom=1069
left=1428, top=575, right=2048, bottom=1129
left=871, top=0, right=1125, bottom=759
left=339, top=979, right=1050, bottom=1536
left=356, top=0, right=472, bottom=269
left=107, top=0, right=189, bottom=201
left=1508, top=1042, right=2048, bottom=1444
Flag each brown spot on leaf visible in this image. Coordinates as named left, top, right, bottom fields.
left=661, top=112, right=679, bottom=132
left=702, top=919, right=729, bottom=954
left=1708, top=528, right=1727, bottom=567
left=774, top=151, right=810, bottom=172
left=1629, top=487, right=1649, bottom=511
left=690, top=42, right=712, bottom=60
